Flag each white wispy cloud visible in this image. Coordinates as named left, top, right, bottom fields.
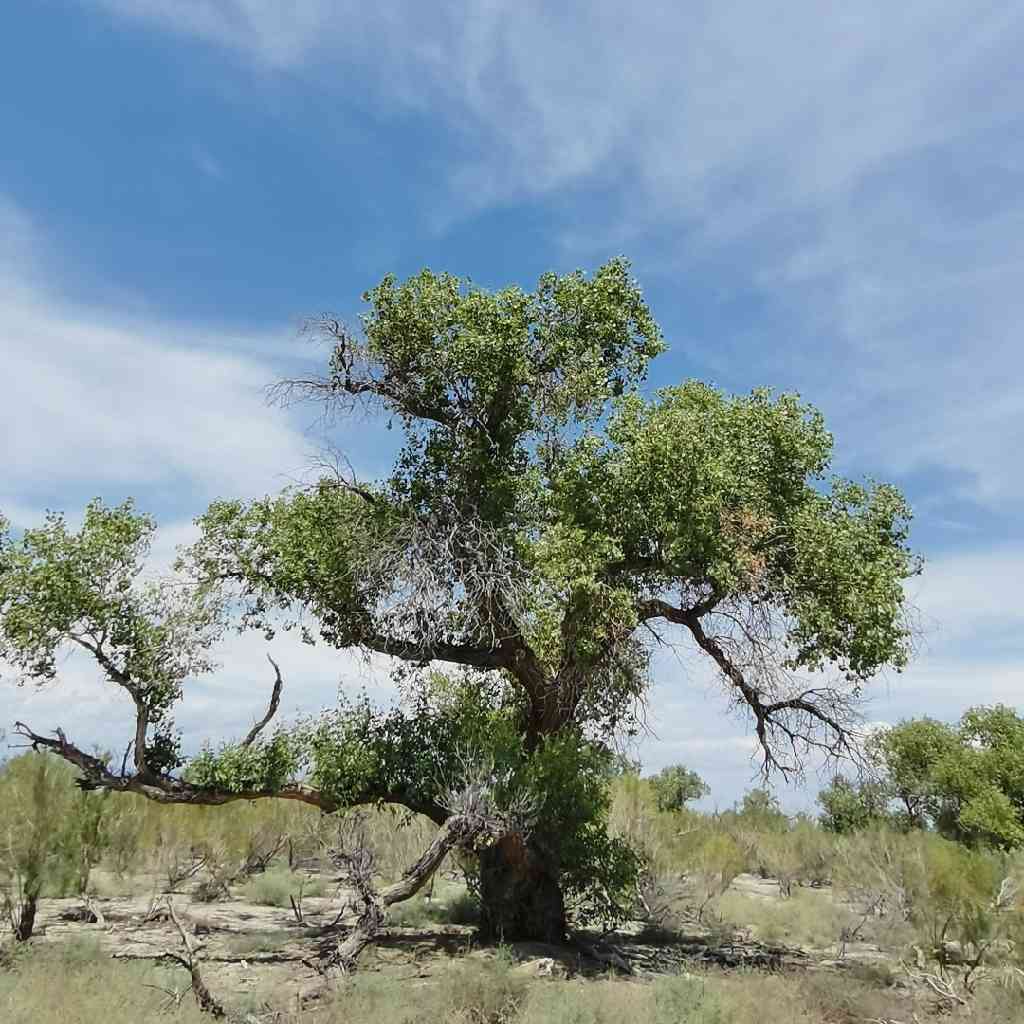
left=907, top=546, right=1024, bottom=650
left=0, top=197, right=388, bottom=755
left=0, top=203, right=317, bottom=507
left=87, top=1, right=1024, bottom=508
left=88, top=3, right=1020, bottom=218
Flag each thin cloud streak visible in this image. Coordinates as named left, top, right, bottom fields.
left=0, top=200, right=328, bottom=509
left=12, top=5, right=1024, bottom=800
left=88, top=1, right=1024, bottom=509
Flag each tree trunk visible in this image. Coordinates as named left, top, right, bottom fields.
left=478, top=832, right=565, bottom=943
left=14, top=892, right=38, bottom=942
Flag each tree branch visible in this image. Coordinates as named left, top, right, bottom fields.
left=11, top=720, right=450, bottom=824
left=357, top=628, right=509, bottom=673
left=314, top=809, right=493, bottom=989
left=165, top=898, right=226, bottom=1018
left=13, top=721, right=337, bottom=812
left=240, top=654, right=284, bottom=748
left=681, top=613, right=856, bottom=773
left=68, top=633, right=150, bottom=774
left=635, top=592, right=721, bottom=625
left=270, top=366, right=459, bottom=430
left=633, top=599, right=857, bottom=775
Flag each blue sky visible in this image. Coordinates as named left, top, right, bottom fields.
left=2, top=1, right=1022, bottom=808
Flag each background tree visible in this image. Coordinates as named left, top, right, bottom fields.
left=817, top=775, right=892, bottom=834
left=735, top=788, right=788, bottom=830
left=3, top=258, right=920, bottom=943
left=0, top=752, right=111, bottom=940
left=649, top=763, right=709, bottom=813
left=868, top=717, right=956, bottom=830
left=872, top=707, right=1024, bottom=849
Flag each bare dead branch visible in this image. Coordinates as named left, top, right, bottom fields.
left=12, top=719, right=450, bottom=826
left=270, top=315, right=460, bottom=429
left=299, top=808, right=492, bottom=1002
left=310, top=446, right=380, bottom=506
left=635, top=599, right=861, bottom=776
left=240, top=654, right=284, bottom=748
left=165, top=898, right=226, bottom=1018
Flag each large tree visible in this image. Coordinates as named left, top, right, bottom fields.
left=2, top=258, right=919, bottom=942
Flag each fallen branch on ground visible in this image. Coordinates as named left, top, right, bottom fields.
left=164, top=898, right=226, bottom=1019
left=299, top=807, right=494, bottom=1001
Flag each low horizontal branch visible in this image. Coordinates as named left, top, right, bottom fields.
left=12, top=721, right=447, bottom=823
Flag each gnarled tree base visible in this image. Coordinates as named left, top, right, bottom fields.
left=478, top=833, right=565, bottom=943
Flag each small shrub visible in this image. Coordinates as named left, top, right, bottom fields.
left=0, top=753, right=111, bottom=940
left=446, top=890, right=481, bottom=925
left=649, top=765, right=710, bottom=813
left=718, top=889, right=859, bottom=949
left=515, top=974, right=723, bottom=1024
left=240, top=868, right=325, bottom=908
left=226, top=930, right=296, bottom=956
left=325, top=958, right=527, bottom=1023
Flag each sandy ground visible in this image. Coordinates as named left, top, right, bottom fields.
left=11, top=870, right=894, bottom=1009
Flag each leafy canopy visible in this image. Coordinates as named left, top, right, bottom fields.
left=817, top=774, right=892, bottom=834
left=0, top=501, right=223, bottom=773
left=874, top=707, right=1024, bottom=849
left=2, top=258, right=921, bottom=929
left=187, top=258, right=919, bottom=769
left=649, top=764, right=710, bottom=813
left=818, top=707, right=1024, bottom=849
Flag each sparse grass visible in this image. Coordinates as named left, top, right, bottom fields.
left=707, top=971, right=904, bottom=1024
left=0, top=939, right=209, bottom=1023
left=240, top=867, right=328, bottom=908
left=717, top=887, right=860, bottom=950
left=84, top=867, right=152, bottom=898
left=319, top=959, right=722, bottom=1024
left=226, top=928, right=298, bottom=956
left=519, top=974, right=724, bottom=1024
left=3, top=935, right=1020, bottom=1024
left=317, top=963, right=926, bottom=1024
left=387, top=886, right=480, bottom=928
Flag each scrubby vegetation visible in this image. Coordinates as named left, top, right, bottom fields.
left=12, top=937, right=1019, bottom=1024
left=3, top=748, right=1024, bottom=1022
left=0, top=262, right=1015, bottom=1022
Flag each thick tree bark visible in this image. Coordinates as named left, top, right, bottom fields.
left=478, top=832, right=566, bottom=943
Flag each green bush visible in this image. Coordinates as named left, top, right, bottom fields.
left=0, top=753, right=117, bottom=939
left=818, top=775, right=892, bottom=834
left=649, top=764, right=710, bottom=813
left=871, top=707, right=1024, bottom=848
left=387, top=888, right=480, bottom=928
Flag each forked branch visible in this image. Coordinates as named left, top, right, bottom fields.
left=301, top=808, right=495, bottom=1002
left=638, top=597, right=859, bottom=775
